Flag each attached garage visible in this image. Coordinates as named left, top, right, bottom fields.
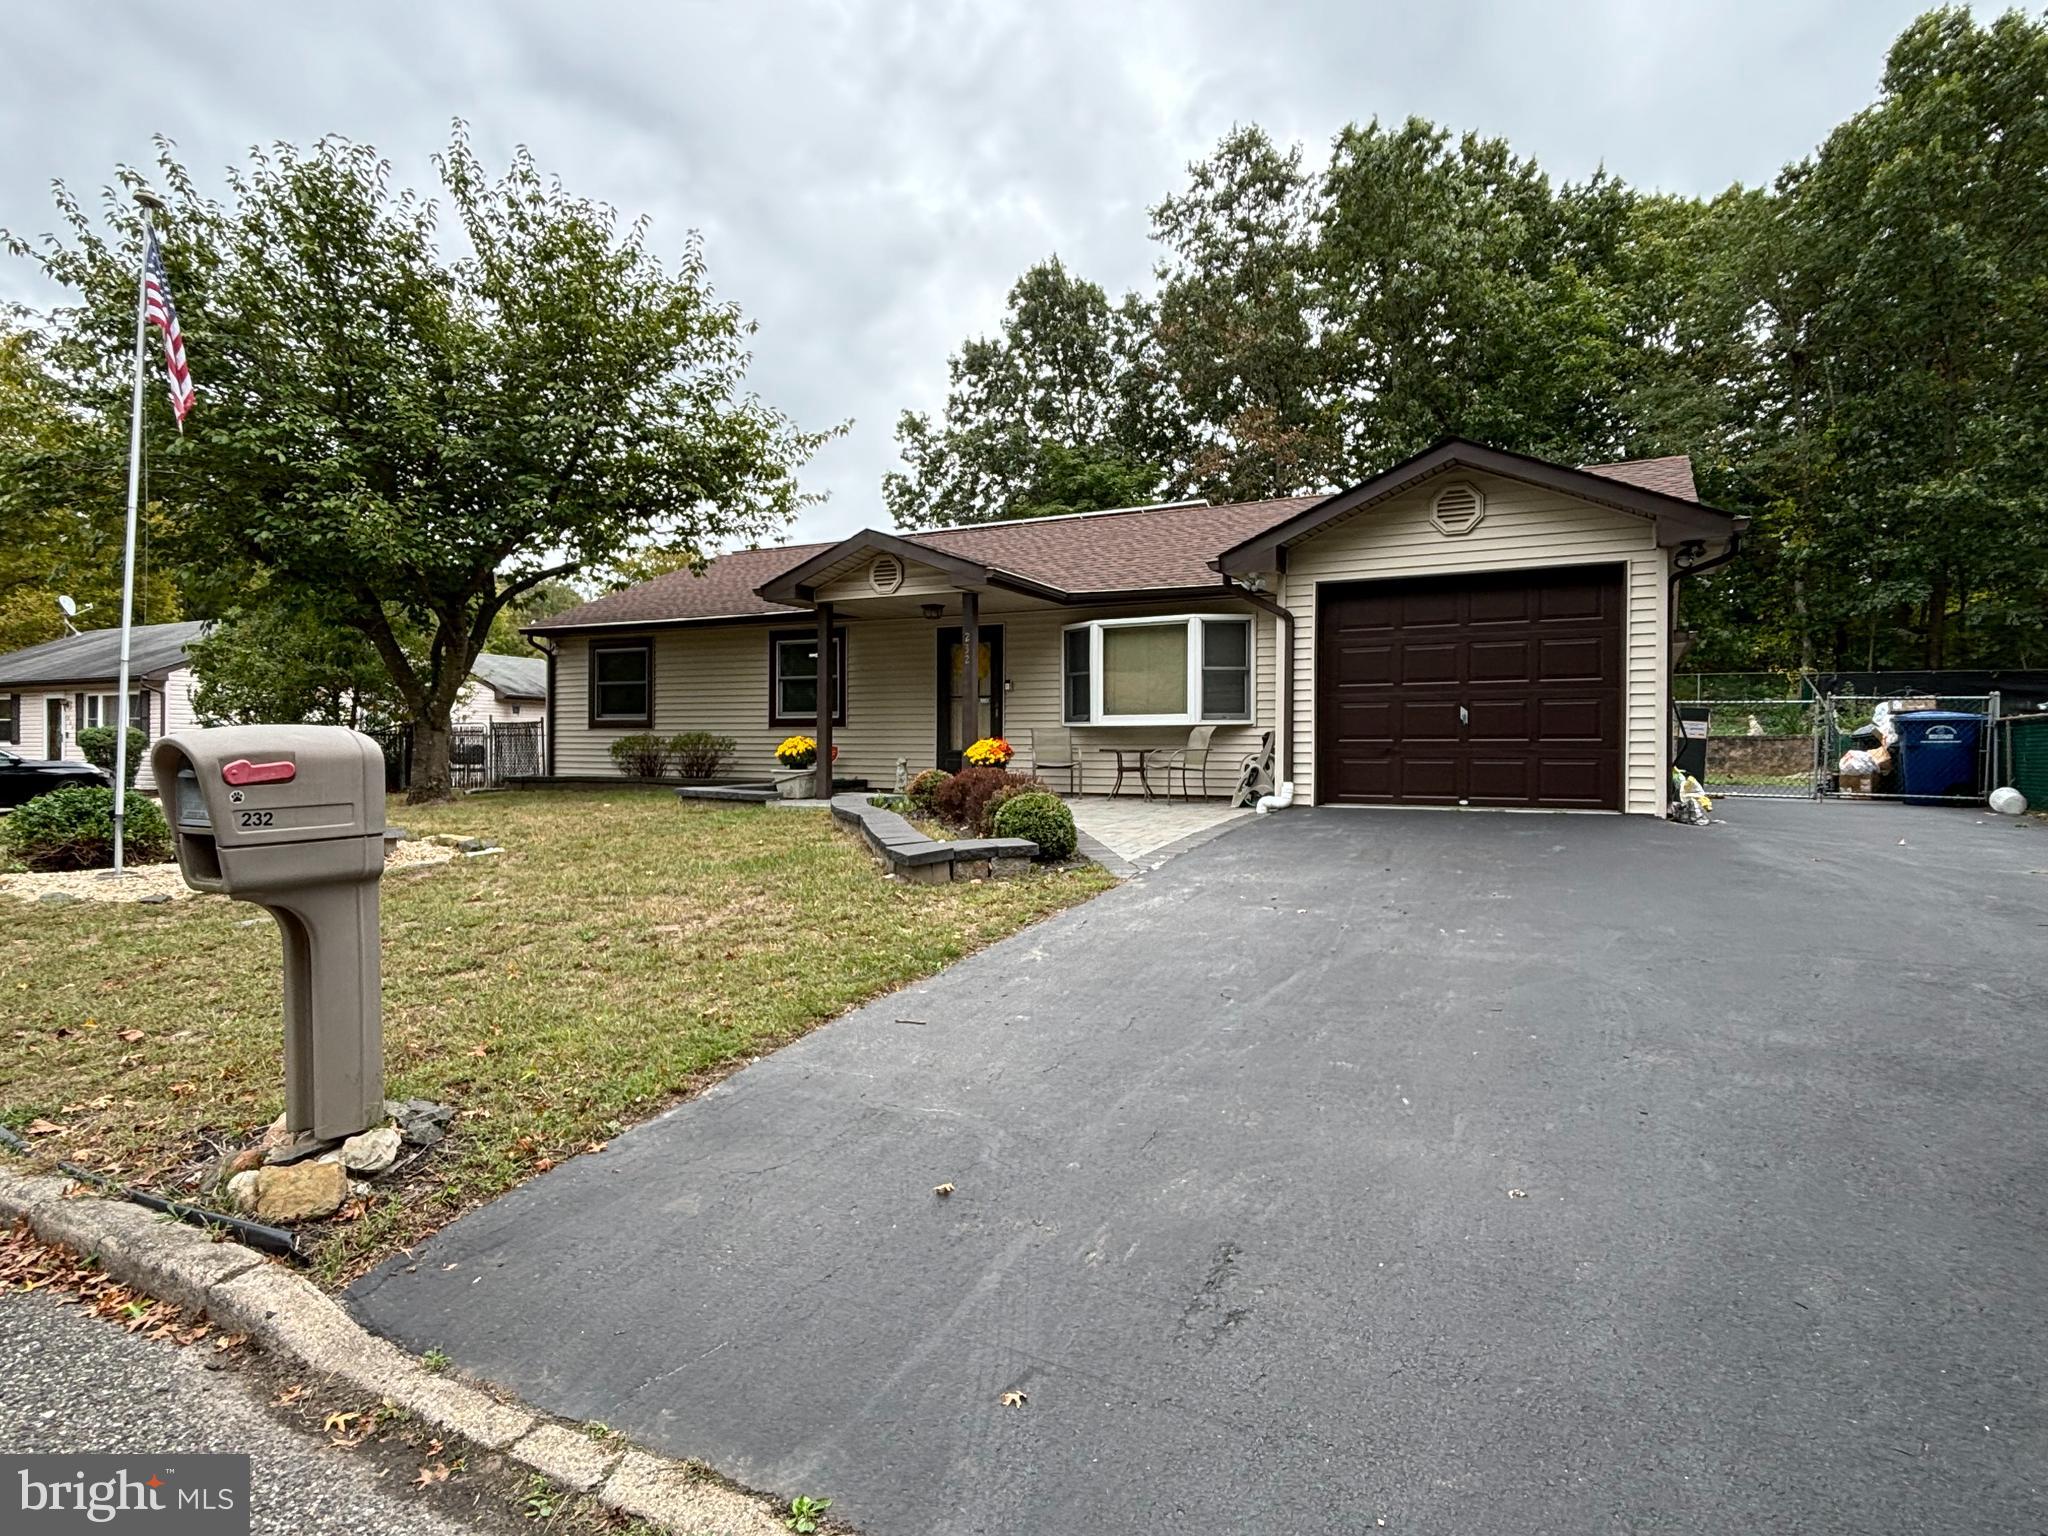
left=1214, top=439, right=1744, bottom=817
left=1317, top=565, right=1625, bottom=810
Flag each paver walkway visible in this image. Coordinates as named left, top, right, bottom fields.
left=1065, top=794, right=1250, bottom=863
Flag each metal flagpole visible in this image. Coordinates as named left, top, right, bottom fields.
left=109, top=192, right=162, bottom=877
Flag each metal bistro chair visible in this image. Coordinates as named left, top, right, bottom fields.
left=1156, top=725, right=1218, bottom=802
left=1027, top=726, right=1078, bottom=795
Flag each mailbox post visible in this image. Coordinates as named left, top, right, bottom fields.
left=151, top=725, right=387, bottom=1150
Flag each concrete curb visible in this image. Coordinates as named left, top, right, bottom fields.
left=0, top=1167, right=794, bottom=1535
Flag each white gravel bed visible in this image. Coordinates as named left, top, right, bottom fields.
left=0, top=838, right=459, bottom=905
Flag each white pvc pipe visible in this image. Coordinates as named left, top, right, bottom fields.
left=1255, top=780, right=1295, bottom=815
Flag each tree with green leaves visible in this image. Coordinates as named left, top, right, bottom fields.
left=0, top=322, right=183, bottom=652
left=5, top=126, right=834, bottom=800
left=885, top=257, right=1162, bottom=528
left=187, top=596, right=406, bottom=728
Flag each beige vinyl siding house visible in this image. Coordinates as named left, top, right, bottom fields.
left=1272, top=471, right=1670, bottom=814
left=533, top=439, right=1741, bottom=817
left=549, top=598, right=1276, bottom=797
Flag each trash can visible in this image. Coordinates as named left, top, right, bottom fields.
left=1894, top=710, right=1985, bottom=805
left=1674, top=705, right=1710, bottom=784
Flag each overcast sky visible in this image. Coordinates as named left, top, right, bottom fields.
left=5, top=0, right=1943, bottom=547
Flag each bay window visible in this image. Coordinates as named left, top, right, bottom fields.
left=1061, top=615, right=1253, bottom=726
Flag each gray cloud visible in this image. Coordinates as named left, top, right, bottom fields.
left=3, top=0, right=1941, bottom=546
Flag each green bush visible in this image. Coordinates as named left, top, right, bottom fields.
left=906, top=768, right=950, bottom=812
left=669, top=731, right=736, bottom=780
left=2, top=785, right=172, bottom=871
left=76, top=725, right=148, bottom=789
left=607, top=732, right=671, bottom=778
left=993, top=791, right=1077, bottom=860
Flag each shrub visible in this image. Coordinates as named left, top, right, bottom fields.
left=608, top=732, right=672, bottom=778
left=934, top=766, right=1048, bottom=836
left=906, top=768, right=951, bottom=812
left=3, top=785, right=172, bottom=871
left=993, top=791, right=1077, bottom=860
left=76, top=725, right=147, bottom=789
left=669, top=731, right=735, bottom=780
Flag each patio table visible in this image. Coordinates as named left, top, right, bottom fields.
left=1097, top=745, right=1162, bottom=801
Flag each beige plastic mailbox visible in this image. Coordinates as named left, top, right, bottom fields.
left=151, top=725, right=387, bottom=1147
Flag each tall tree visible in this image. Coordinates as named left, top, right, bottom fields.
left=0, top=322, right=183, bottom=651
left=1150, top=125, right=1332, bottom=499
left=885, top=257, right=1162, bottom=528
left=5, top=127, right=833, bottom=800
left=1788, top=6, right=2048, bottom=668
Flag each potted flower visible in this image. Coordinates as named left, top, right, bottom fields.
left=774, top=735, right=839, bottom=798
left=963, top=736, right=1013, bottom=768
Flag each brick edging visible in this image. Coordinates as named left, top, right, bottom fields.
left=0, top=1165, right=792, bottom=1535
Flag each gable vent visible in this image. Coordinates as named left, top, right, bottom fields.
left=868, top=553, right=905, bottom=595
left=1430, top=482, right=1486, bottom=537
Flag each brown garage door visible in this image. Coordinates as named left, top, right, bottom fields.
left=1316, top=565, right=1625, bottom=810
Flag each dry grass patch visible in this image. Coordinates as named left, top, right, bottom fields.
left=0, top=789, right=1113, bottom=1283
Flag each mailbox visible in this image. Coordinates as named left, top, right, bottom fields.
left=150, top=725, right=387, bottom=1149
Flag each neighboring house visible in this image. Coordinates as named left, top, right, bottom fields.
left=530, top=438, right=1742, bottom=815
left=0, top=623, right=552, bottom=793
left=0, top=621, right=207, bottom=794
left=453, top=652, right=549, bottom=731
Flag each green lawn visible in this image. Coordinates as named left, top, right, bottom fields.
left=0, top=790, right=1113, bottom=1283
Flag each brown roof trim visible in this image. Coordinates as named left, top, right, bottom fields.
left=525, top=611, right=797, bottom=638
left=754, top=528, right=995, bottom=605
left=1213, top=438, right=1741, bottom=574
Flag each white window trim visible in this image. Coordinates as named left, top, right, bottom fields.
left=1061, top=614, right=1255, bottom=728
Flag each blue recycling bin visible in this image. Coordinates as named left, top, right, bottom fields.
left=1894, top=710, right=1984, bottom=804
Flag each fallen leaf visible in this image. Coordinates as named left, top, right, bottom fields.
left=23, top=1119, right=66, bottom=1136
left=582, top=1140, right=608, bottom=1155
left=467, top=1044, right=488, bottom=1059
left=213, top=1333, right=246, bottom=1351
left=933, top=1183, right=956, bottom=1197
left=117, top=1029, right=145, bottom=1043
left=273, top=1383, right=307, bottom=1407
left=425, top=1438, right=444, bottom=1456
left=323, top=1411, right=360, bottom=1434
left=412, top=1463, right=450, bottom=1490
left=999, top=1389, right=1027, bottom=1408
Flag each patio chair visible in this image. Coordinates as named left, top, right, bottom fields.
left=1156, top=725, right=1217, bottom=802
left=1027, top=726, right=1078, bottom=795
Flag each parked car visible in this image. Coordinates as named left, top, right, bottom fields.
left=0, top=750, right=111, bottom=810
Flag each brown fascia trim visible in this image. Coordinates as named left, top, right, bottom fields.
left=526, top=610, right=799, bottom=639
left=527, top=582, right=1258, bottom=634
left=1213, top=437, right=1740, bottom=575
left=754, top=528, right=996, bottom=605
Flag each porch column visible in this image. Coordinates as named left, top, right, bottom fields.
left=814, top=601, right=835, bottom=800
left=959, top=589, right=979, bottom=749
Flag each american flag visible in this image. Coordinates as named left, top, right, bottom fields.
left=143, top=229, right=194, bottom=426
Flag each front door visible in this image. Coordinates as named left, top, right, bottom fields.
left=936, top=626, right=1003, bottom=772
left=46, top=698, right=65, bottom=761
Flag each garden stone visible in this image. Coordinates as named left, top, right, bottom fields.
left=37, top=891, right=79, bottom=906
left=340, top=1124, right=402, bottom=1175
left=137, top=893, right=171, bottom=905
left=226, top=1170, right=262, bottom=1212
left=246, top=1161, right=346, bottom=1223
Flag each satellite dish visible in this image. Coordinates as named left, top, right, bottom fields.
left=57, top=595, right=77, bottom=616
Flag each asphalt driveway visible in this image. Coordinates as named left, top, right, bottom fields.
left=349, top=800, right=2047, bottom=1534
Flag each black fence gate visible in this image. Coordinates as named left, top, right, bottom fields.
left=370, top=720, right=543, bottom=792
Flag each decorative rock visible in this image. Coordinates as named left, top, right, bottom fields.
left=245, top=1160, right=347, bottom=1223
left=384, top=1098, right=456, bottom=1147
left=259, top=1112, right=290, bottom=1148
left=226, top=1170, right=262, bottom=1212
left=37, top=891, right=79, bottom=906
left=339, top=1124, right=402, bottom=1175
left=226, top=1147, right=265, bottom=1176
left=137, top=893, right=172, bottom=905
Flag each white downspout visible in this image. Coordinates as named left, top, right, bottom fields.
left=1255, top=780, right=1294, bottom=815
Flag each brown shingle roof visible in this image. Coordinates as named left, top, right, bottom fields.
left=531, top=452, right=1705, bottom=634
left=530, top=497, right=1320, bottom=631
left=1582, top=454, right=1698, bottom=502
